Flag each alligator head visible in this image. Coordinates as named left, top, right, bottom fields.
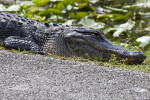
left=62, top=27, right=146, bottom=64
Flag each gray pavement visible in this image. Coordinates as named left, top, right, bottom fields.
left=0, top=50, right=150, bottom=100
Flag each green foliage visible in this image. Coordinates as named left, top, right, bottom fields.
left=69, top=12, right=88, bottom=19
left=79, top=17, right=104, bottom=29
left=106, top=20, right=135, bottom=37
left=1, top=0, right=150, bottom=50
left=0, top=4, right=20, bottom=11
left=136, top=36, right=150, bottom=48
left=33, top=0, right=49, bottom=6
left=105, top=7, right=128, bottom=13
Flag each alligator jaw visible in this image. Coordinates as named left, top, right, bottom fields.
left=88, top=37, right=146, bottom=64
left=65, top=32, right=146, bottom=64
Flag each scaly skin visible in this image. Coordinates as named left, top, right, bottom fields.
left=0, top=12, right=146, bottom=64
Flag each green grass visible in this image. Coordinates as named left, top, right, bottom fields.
left=44, top=49, right=150, bottom=73
left=106, top=50, right=150, bottom=73
left=0, top=45, right=150, bottom=73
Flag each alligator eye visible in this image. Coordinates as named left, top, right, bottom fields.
left=92, top=32, right=100, bottom=37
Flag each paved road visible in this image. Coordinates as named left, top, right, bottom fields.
left=0, top=51, right=150, bottom=100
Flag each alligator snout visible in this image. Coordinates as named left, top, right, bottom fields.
left=131, top=51, right=146, bottom=59
left=121, top=51, right=146, bottom=64
left=96, top=40, right=146, bottom=64
left=97, top=42, right=146, bottom=64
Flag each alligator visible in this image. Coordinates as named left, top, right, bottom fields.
left=0, top=11, right=146, bottom=64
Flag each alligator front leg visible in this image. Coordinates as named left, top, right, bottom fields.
left=3, top=36, right=46, bottom=54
